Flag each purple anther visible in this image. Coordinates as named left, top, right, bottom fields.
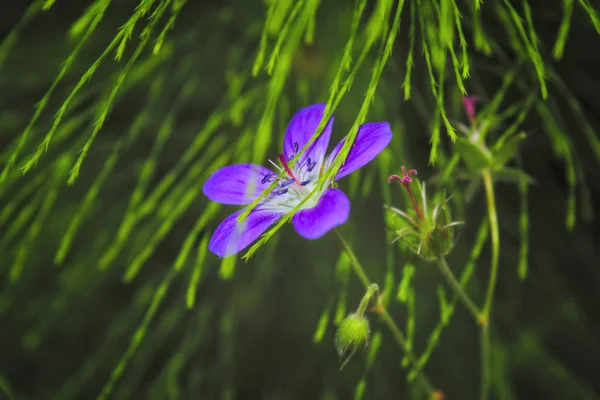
left=281, top=178, right=295, bottom=187
left=261, top=172, right=272, bottom=184
left=287, top=142, right=300, bottom=161
left=300, top=179, right=311, bottom=186
left=275, top=188, right=289, bottom=196
left=307, top=160, right=317, bottom=172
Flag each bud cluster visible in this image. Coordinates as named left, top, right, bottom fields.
left=455, top=95, right=528, bottom=177
left=385, top=167, right=462, bottom=261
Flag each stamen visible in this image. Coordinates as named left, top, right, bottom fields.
left=261, top=172, right=272, bottom=184
left=268, top=159, right=283, bottom=172
left=287, top=142, right=301, bottom=162
left=301, top=157, right=312, bottom=173
left=275, top=188, right=289, bottom=196
left=300, top=179, right=311, bottom=186
left=281, top=178, right=295, bottom=187
left=307, top=160, right=317, bottom=172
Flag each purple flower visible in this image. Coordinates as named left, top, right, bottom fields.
left=203, top=103, right=392, bottom=257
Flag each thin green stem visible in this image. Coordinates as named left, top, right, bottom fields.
left=357, top=284, right=379, bottom=317
left=436, top=256, right=482, bottom=322
left=480, top=169, right=500, bottom=400
left=482, top=170, right=500, bottom=316
left=480, top=323, right=491, bottom=400
left=335, top=229, right=370, bottom=287
left=335, top=229, right=438, bottom=399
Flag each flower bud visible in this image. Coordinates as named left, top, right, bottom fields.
left=335, top=313, right=370, bottom=358
left=427, top=192, right=455, bottom=257
left=386, top=169, right=462, bottom=261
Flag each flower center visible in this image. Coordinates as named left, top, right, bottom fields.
left=278, top=153, right=300, bottom=185
left=261, top=142, right=320, bottom=203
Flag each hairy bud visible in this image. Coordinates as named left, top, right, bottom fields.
left=335, top=313, right=370, bottom=358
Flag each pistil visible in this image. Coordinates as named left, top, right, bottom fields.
left=388, top=167, right=425, bottom=221
left=278, top=153, right=300, bottom=185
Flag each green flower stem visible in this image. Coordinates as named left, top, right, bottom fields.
left=335, top=229, right=438, bottom=399
left=481, top=169, right=500, bottom=316
left=480, top=169, right=500, bottom=400
left=436, top=256, right=482, bottom=322
left=480, top=323, right=491, bottom=400
left=357, top=284, right=379, bottom=317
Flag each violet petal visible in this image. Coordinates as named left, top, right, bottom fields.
left=209, top=208, right=285, bottom=257
left=283, top=103, right=333, bottom=169
left=203, top=164, right=275, bottom=205
left=326, top=122, right=392, bottom=180
left=292, top=188, right=350, bottom=239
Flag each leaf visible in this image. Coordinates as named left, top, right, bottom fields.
left=313, top=308, right=330, bottom=343
left=436, top=285, right=450, bottom=325
left=493, top=168, right=536, bottom=186
left=455, top=137, right=492, bottom=172
left=366, top=331, right=382, bottom=369
left=396, top=263, right=415, bottom=303
left=218, top=256, right=236, bottom=280
left=493, top=132, right=527, bottom=168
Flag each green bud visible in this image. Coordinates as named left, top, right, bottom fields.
left=428, top=192, right=455, bottom=258
left=335, top=313, right=370, bottom=358
left=386, top=174, right=462, bottom=262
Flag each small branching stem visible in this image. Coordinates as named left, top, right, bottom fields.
left=335, top=229, right=438, bottom=399
left=436, top=256, right=482, bottom=322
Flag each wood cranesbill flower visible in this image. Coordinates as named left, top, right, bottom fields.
left=203, top=103, right=392, bottom=257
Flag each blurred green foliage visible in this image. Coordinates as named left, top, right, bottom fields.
left=1, top=0, right=600, bottom=399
